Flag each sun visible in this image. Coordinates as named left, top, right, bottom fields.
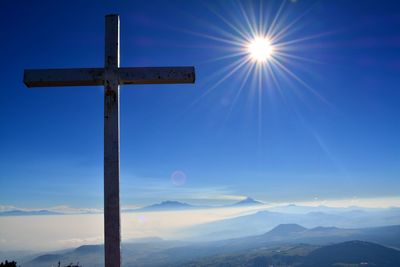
left=247, top=37, right=274, bottom=63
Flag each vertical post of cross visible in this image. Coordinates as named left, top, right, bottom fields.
left=104, top=14, right=121, bottom=267
left=23, top=13, right=195, bottom=267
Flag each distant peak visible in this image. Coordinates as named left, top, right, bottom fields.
left=233, top=196, right=263, bottom=206
left=160, top=200, right=186, bottom=205
left=138, top=200, right=194, bottom=211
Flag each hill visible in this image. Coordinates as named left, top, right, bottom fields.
left=186, top=208, right=400, bottom=240
left=301, top=240, right=400, bottom=267
left=264, top=223, right=307, bottom=236
left=23, top=224, right=400, bottom=267
left=184, top=241, right=400, bottom=267
left=231, top=223, right=400, bottom=249
left=126, top=197, right=263, bottom=212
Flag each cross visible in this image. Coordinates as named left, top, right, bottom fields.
left=23, top=14, right=195, bottom=267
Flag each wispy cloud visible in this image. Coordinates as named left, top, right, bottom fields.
left=0, top=205, right=102, bottom=214
left=0, top=205, right=16, bottom=212
left=2, top=195, right=399, bottom=214
left=121, top=204, right=142, bottom=211
left=47, top=205, right=102, bottom=214
left=121, top=175, right=245, bottom=205
left=209, top=194, right=248, bottom=201
left=280, top=196, right=400, bottom=208
left=0, top=207, right=266, bottom=250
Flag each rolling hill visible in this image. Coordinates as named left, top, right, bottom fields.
left=186, top=208, right=400, bottom=240
left=184, top=241, right=400, bottom=267
left=21, top=223, right=400, bottom=267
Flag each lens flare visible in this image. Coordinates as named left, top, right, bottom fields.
left=171, top=170, right=187, bottom=186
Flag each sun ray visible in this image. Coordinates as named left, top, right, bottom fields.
left=270, top=57, right=331, bottom=106
left=257, top=59, right=263, bottom=143
left=173, top=27, right=245, bottom=47
left=195, top=57, right=249, bottom=92
left=271, top=4, right=316, bottom=42
left=258, top=0, right=264, bottom=35
left=170, top=0, right=331, bottom=136
left=222, top=62, right=255, bottom=126
left=273, top=51, right=323, bottom=64
left=277, top=30, right=338, bottom=47
left=265, top=59, right=288, bottom=105
left=236, top=0, right=258, bottom=39
left=188, top=57, right=252, bottom=109
left=200, top=50, right=248, bottom=65
left=266, top=0, right=286, bottom=38
left=204, top=3, right=253, bottom=41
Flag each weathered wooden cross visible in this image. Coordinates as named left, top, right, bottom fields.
left=23, top=14, right=195, bottom=267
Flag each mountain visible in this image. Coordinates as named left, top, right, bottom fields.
left=22, top=224, right=400, bottom=267
left=23, top=240, right=187, bottom=267
left=301, top=240, right=400, bottom=267
left=186, top=208, right=400, bottom=240
left=74, top=245, right=103, bottom=255
left=184, top=210, right=325, bottom=240
left=230, top=197, right=263, bottom=206
left=29, top=253, right=63, bottom=263
left=232, top=223, right=400, bottom=249
left=0, top=210, right=61, bottom=216
left=177, top=223, right=400, bottom=257
left=183, top=241, right=400, bottom=267
left=126, top=197, right=263, bottom=212
left=157, top=224, right=400, bottom=266
left=136, top=201, right=196, bottom=212
left=263, top=223, right=307, bottom=237
left=26, top=245, right=104, bottom=267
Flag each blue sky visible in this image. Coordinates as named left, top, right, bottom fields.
left=0, top=0, right=399, bottom=209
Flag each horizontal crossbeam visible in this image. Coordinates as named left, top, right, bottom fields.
left=24, top=67, right=195, bottom=88
left=119, top=67, right=195, bottom=84
left=24, top=68, right=104, bottom=87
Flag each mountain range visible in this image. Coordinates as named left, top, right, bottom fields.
left=185, top=207, right=400, bottom=240
left=184, top=241, right=400, bottom=267
left=126, top=197, right=264, bottom=212
left=3, top=200, right=398, bottom=216
left=16, top=223, right=400, bottom=267
left=0, top=197, right=264, bottom=216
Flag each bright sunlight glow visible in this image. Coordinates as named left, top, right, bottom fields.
left=247, top=37, right=274, bottom=62
left=183, top=0, right=327, bottom=138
